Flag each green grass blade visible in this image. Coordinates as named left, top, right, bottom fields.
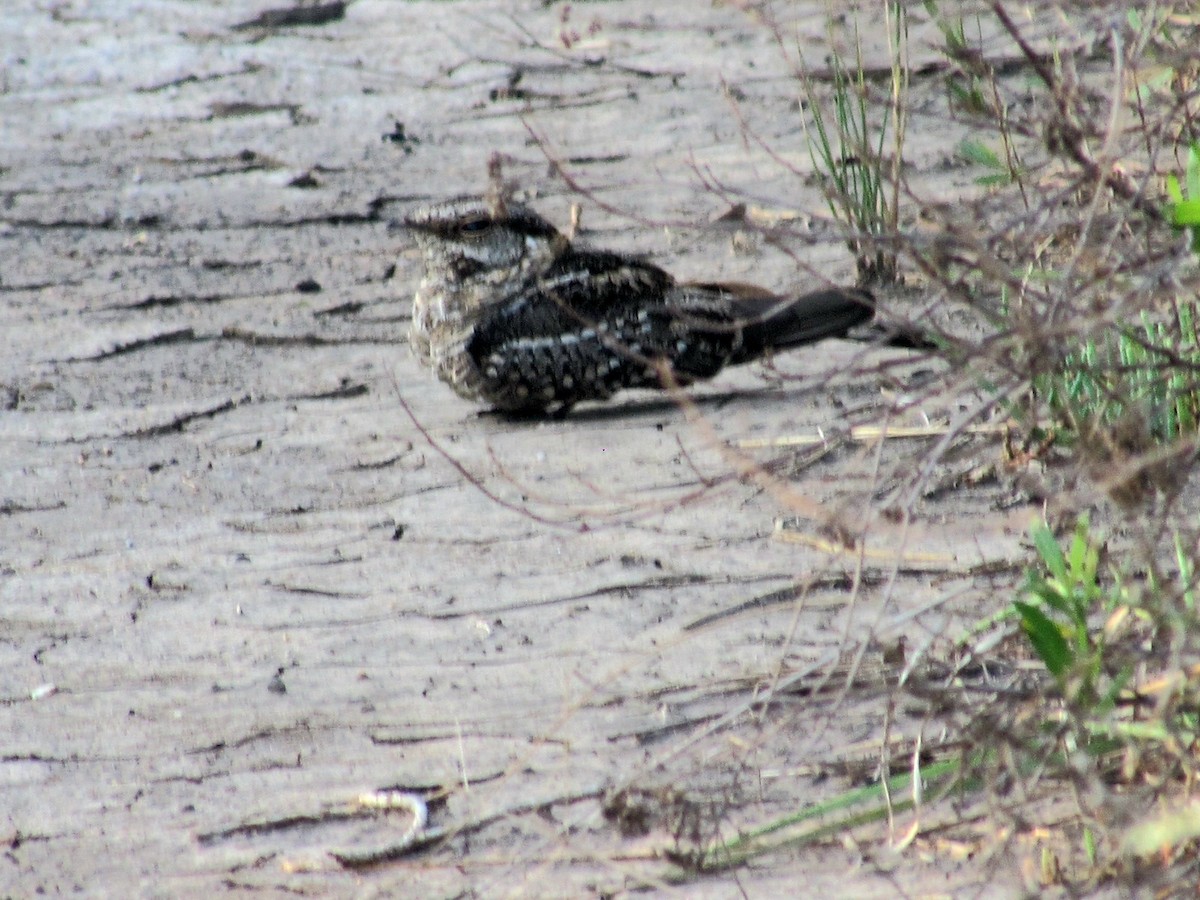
left=1014, top=599, right=1073, bottom=679
left=700, top=756, right=967, bottom=871
left=1167, top=173, right=1184, bottom=204
left=1187, top=141, right=1200, bottom=198
left=1031, top=521, right=1069, bottom=584
left=1170, top=198, right=1200, bottom=228
left=959, top=139, right=1001, bottom=168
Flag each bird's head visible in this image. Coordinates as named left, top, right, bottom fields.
left=405, top=195, right=566, bottom=286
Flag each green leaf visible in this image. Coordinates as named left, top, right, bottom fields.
left=1095, top=663, right=1134, bottom=717
left=958, top=139, right=1001, bottom=169
left=1187, top=142, right=1200, bottom=198
left=1066, top=517, right=1100, bottom=603
left=1167, top=173, right=1184, bottom=204
left=1104, top=720, right=1172, bottom=742
left=1026, top=578, right=1074, bottom=618
left=1170, top=198, right=1200, bottom=227
left=1014, top=600, right=1073, bottom=679
left=1031, top=522, right=1068, bottom=584
left=1067, top=525, right=1088, bottom=584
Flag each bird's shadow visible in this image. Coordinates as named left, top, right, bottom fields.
left=476, top=386, right=816, bottom=426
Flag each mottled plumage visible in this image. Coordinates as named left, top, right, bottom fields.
left=406, top=195, right=873, bottom=414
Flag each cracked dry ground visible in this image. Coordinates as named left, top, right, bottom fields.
left=0, top=2, right=1099, bottom=896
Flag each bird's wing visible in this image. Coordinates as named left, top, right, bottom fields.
left=465, top=252, right=677, bottom=409
left=469, top=252, right=671, bottom=351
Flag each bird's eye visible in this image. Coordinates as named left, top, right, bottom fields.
left=458, top=217, right=491, bottom=235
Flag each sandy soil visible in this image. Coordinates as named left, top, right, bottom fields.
left=0, top=2, right=1110, bottom=896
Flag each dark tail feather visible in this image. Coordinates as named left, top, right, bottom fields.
left=732, top=288, right=875, bottom=364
